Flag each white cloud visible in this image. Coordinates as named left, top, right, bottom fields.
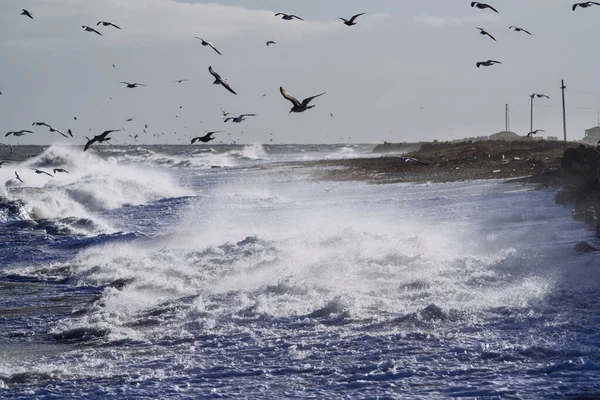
left=414, top=14, right=501, bottom=27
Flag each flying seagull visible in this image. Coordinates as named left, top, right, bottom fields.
left=209, top=66, right=237, bottom=95
left=82, top=25, right=102, bottom=35
left=14, top=171, right=23, bottom=183
left=191, top=131, right=223, bottom=144
left=5, top=130, right=33, bottom=137
left=279, top=87, right=326, bottom=113
left=532, top=93, right=550, bottom=99
left=33, top=169, right=53, bottom=177
left=476, top=27, right=496, bottom=41
left=120, top=82, right=145, bottom=88
left=53, top=168, right=69, bottom=174
left=509, top=26, right=532, bottom=35
left=527, top=129, right=545, bottom=137
left=21, top=9, right=34, bottom=19
left=194, top=37, right=222, bottom=55
left=476, top=60, right=502, bottom=67
left=224, top=114, right=257, bottom=123
left=67, top=129, right=73, bottom=137
left=221, top=108, right=230, bottom=117
left=97, top=21, right=121, bottom=29
left=174, top=79, right=188, bottom=83
left=266, top=41, right=276, bottom=46
left=339, top=13, right=365, bottom=26
left=32, top=122, right=69, bottom=138
left=573, top=2, right=600, bottom=10
left=84, top=129, right=119, bottom=151
left=275, top=13, right=304, bottom=21
left=471, top=2, right=499, bottom=12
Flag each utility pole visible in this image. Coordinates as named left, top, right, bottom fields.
left=561, top=80, right=567, bottom=142
left=505, top=104, right=508, bottom=131
left=530, top=95, right=534, bottom=135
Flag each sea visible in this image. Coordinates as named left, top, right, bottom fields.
left=0, top=143, right=599, bottom=399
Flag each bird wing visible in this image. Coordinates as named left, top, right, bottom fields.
left=280, top=87, right=301, bottom=106
left=301, top=92, right=326, bottom=106
left=67, top=129, right=73, bottom=137
left=97, top=21, right=104, bottom=26
left=120, top=81, right=131, bottom=85
left=15, top=172, right=23, bottom=182
left=208, top=66, right=221, bottom=80
left=338, top=17, right=349, bottom=23
left=490, top=60, right=502, bottom=64
left=5, top=132, right=13, bottom=137
left=224, top=117, right=234, bottom=123
left=291, top=15, right=305, bottom=20
left=592, top=2, right=600, bottom=5
left=109, top=22, right=121, bottom=29
left=100, top=129, right=120, bottom=137
left=41, top=170, right=53, bottom=177
left=274, top=13, right=285, bottom=17
left=84, top=137, right=98, bottom=151
left=54, top=129, right=69, bottom=138
left=487, top=4, right=499, bottom=12
left=471, top=2, right=478, bottom=7
left=208, top=43, right=222, bottom=55
left=220, top=81, right=237, bottom=95
left=206, top=131, right=223, bottom=136
left=191, top=137, right=199, bottom=144
left=240, top=114, right=257, bottom=118
left=572, top=3, right=580, bottom=10
left=348, top=13, right=366, bottom=23
left=522, top=28, right=532, bottom=35
left=487, top=32, right=497, bottom=41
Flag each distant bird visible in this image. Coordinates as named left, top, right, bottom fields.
left=193, top=37, right=222, bottom=55
left=125, top=118, right=133, bottom=122
left=84, top=129, right=119, bottom=151
left=399, top=156, right=429, bottom=165
left=527, top=129, right=545, bottom=137
left=67, top=129, right=73, bottom=137
left=476, top=27, right=496, bottom=41
left=191, top=131, right=223, bottom=144
left=266, top=41, right=276, bottom=46
left=32, top=122, right=68, bottom=138
left=21, top=9, right=33, bottom=19
left=532, top=93, right=550, bottom=99
left=224, top=114, right=257, bottom=123
left=471, top=2, right=499, bottom=12
left=339, top=13, right=365, bottom=26
left=476, top=60, right=502, bottom=67
left=120, top=82, right=145, bottom=88
left=275, top=13, right=304, bottom=21
left=82, top=25, right=102, bottom=35
left=53, top=168, right=69, bottom=174
left=509, top=26, right=532, bottom=35
left=221, top=108, right=230, bottom=117
left=208, top=66, right=237, bottom=95
left=0, top=90, right=2, bottom=95
left=33, top=169, right=53, bottom=177
left=174, top=79, right=188, bottom=83
left=279, top=87, right=325, bottom=113
left=573, top=2, right=600, bottom=10
left=14, top=171, right=23, bottom=183
left=5, top=130, right=33, bottom=137
left=97, top=21, right=121, bottom=29
left=314, top=180, right=336, bottom=192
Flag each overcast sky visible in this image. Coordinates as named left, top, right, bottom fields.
left=1, top=0, right=600, bottom=145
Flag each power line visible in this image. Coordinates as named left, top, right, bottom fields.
left=565, top=88, right=600, bottom=97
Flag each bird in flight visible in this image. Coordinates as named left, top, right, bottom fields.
left=275, top=13, right=304, bottom=21
left=209, top=66, right=237, bottom=95
left=191, top=131, right=223, bottom=144
left=573, top=2, right=600, bottom=10
left=527, top=129, right=545, bottom=137
left=82, top=25, right=102, bottom=35
left=97, top=21, right=121, bottom=29
left=532, top=93, right=550, bottom=99
left=33, top=169, right=53, bottom=177
left=266, top=41, right=276, bottom=46
left=194, top=38, right=222, bottom=55
left=32, top=122, right=69, bottom=138
left=339, top=13, right=365, bottom=26
left=221, top=108, right=230, bottom=117
left=84, top=130, right=119, bottom=151
left=471, top=2, right=499, bottom=13
left=174, top=79, right=188, bottom=83
left=120, top=82, right=145, bottom=88
left=5, top=130, right=33, bottom=137
left=509, top=26, right=532, bottom=35
left=476, top=27, right=496, bottom=41
left=21, top=9, right=34, bottom=19
left=476, top=60, right=502, bottom=67
left=280, top=87, right=325, bottom=113
left=14, top=171, right=24, bottom=183
left=53, top=168, right=69, bottom=174
left=224, top=114, right=257, bottom=123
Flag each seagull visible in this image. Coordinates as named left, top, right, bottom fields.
left=97, top=21, right=121, bottom=29
left=67, top=129, right=73, bottom=137
left=221, top=108, right=230, bottom=117
left=573, top=2, right=600, bottom=10
left=527, top=129, right=545, bottom=137
left=339, top=13, right=365, bottom=26
left=280, top=87, right=325, bottom=113
left=5, top=130, right=33, bottom=137
left=120, top=82, right=145, bottom=88
left=194, top=37, right=222, bottom=55
left=476, top=27, right=496, bottom=41
left=532, top=93, right=550, bottom=99
left=399, top=156, right=429, bottom=165
left=14, top=171, right=23, bottom=183
left=208, top=66, right=237, bottom=95
left=509, top=26, right=532, bottom=35
left=33, top=169, right=53, bottom=177
left=476, top=60, right=502, bottom=67
left=275, top=13, right=304, bottom=21
left=191, top=131, right=223, bottom=144
left=174, top=79, right=188, bottom=83
left=82, top=25, right=102, bottom=35
left=266, top=41, right=276, bottom=46
left=84, top=129, right=119, bottom=151
left=471, top=2, right=499, bottom=12
left=32, top=122, right=69, bottom=138
left=224, top=114, right=257, bottom=123
left=21, top=9, right=33, bottom=19
left=53, top=168, right=69, bottom=174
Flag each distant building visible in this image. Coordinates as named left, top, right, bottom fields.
left=584, top=126, right=600, bottom=143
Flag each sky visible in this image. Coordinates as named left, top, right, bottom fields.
left=1, top=0, right=600, bottom=145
